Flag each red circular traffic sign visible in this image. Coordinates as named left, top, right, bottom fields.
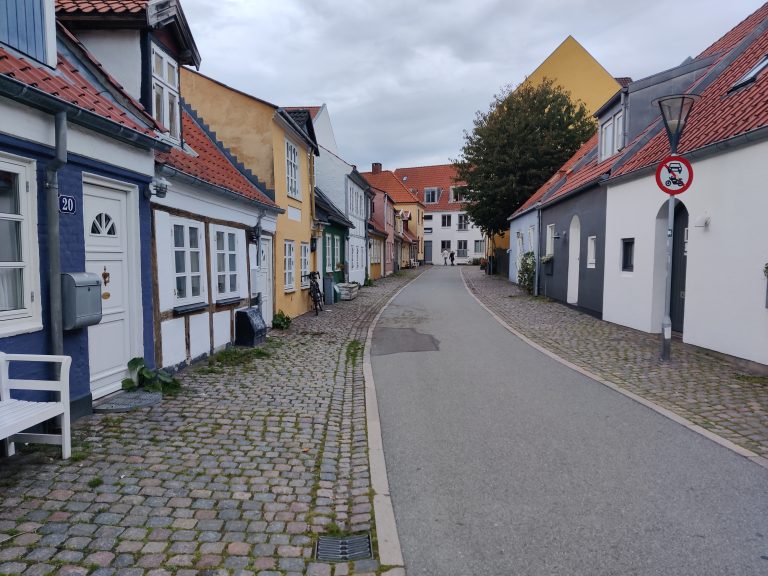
left=656, top=155, right=693, bottom=195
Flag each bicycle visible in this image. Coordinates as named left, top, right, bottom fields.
left=303, top=271, right=324, bottom=315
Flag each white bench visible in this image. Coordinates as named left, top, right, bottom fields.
left=0, top=352, right=72, bottom=459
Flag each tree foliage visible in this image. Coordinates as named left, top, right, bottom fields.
left=453, top=78, right=596, bottom=239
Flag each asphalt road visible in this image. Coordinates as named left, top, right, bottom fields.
left=371, top=266, right=768, bottom=576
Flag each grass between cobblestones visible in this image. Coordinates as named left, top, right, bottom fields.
left=0, top=269, right=422, bottom=576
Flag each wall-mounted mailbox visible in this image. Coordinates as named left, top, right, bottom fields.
left=62, top=272, right=102, bottom=330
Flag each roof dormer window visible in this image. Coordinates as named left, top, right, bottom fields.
left=151, top=43, right=180, bottom=140
left=729, top=55, right=768, bottom=92
left=424, top=187, right=439, bottom=203
left=599, top=109, right=624, bottom=161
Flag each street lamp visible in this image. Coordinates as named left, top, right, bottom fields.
left=655, top=94, right=699, bottom=361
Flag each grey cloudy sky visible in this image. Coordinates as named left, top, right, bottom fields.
left=181, top=0, right=763, bottom=171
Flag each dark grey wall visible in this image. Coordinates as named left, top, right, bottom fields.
left=538, top=186, right=607, bottom=315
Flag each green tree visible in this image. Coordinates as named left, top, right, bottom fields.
left=453, top=78, right=596, bottom=242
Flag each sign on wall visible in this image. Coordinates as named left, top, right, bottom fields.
left=58, top=194, right=77, bottom=214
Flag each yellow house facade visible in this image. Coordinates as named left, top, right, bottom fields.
left=181, top=69, right=319, bottom=319
left=490, top=35, right=621, bottom=256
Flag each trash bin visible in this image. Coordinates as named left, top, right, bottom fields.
left=323, top=275, right=335, bottom=305
left=235, top=306, right=267, bottom=346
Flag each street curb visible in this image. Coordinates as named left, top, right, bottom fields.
left=460, top=269, right=768, bottom=472
left=364, top=271, right=426, bottom=571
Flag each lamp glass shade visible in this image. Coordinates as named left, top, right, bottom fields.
left=656, top=94, right=700, bottom=150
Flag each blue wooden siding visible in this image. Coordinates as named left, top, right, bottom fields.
left=1, top=0, right=47, bottom=62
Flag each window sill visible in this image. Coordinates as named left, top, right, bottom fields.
left=173, top=302, right=208, bottom=316
left=0, top=318, right=43, bottom=339
left=215, top=296, right=243, bottom=306
left=284, top=287, right=296, bottom=293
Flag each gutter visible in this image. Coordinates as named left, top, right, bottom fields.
left=46, top=112, right=67, bottom=362
left=607, top=125, right=768, bottom=187
left=157, top=164, right=284, bottom=213
left=273, top=110, right=319, bottom=155
left=0, top=75, right=169, bottom=152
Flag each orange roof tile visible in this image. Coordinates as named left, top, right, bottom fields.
left=55, top=1, right=147, bottom=14
left=156, top=110, right=277, bottom=208
left=0, top=43, right=156, bottom=137
left=393, top=164, right=465, bottom=212
left=360, top=169, right=424, bottom=207
left=284, top=105, right=322, bottom=120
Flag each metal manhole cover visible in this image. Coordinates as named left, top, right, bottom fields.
left=93, top=391, right=162, bottom=413
left=315, top=533, right=372, bottom=562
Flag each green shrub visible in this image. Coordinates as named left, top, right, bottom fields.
left=272, top=309, right=292, bottom=329
left=122, top=357, right=181, bottom=396
left=518, top=251, right=536, bottom=294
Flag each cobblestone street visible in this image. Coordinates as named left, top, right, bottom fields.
left=463, top=267, right=768, bottom=462
left=0, top=270, right=420, bottom=576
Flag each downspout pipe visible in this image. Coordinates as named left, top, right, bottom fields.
left=46, top=111, right=67, bottom=359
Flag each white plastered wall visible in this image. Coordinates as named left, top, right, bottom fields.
left=605, top=140, right=768, bottom=365
left=74, top=30, right=143, bottom=101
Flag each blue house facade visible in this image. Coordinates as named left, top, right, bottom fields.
left=0, top=2, right=167, bottom=419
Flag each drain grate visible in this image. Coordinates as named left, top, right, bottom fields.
left=315, top=533, right=372, bottom=562
left=93, top=391, right=162, bottom=413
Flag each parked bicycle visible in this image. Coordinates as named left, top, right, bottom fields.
left=303, top=271, right=324, bottom=315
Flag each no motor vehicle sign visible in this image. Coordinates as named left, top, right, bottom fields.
left=656, top=155, right=693, bottom=195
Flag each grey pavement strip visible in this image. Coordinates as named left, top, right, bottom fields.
left=460, top=267, right=768, bottom=471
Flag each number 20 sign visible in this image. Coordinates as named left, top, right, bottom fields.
left=58, top=194, right=76, bottom=214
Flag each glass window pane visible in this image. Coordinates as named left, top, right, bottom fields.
left=191, top=275, right=200, bottom=297
left=173, top=224, right=184, bottom=247
left=176, top=276, right=186, bottom=298
left=0, top=220, right=22, bottom=262
left=189, top=227, right=199, bottom=249
left=153, top=83, right=164, bottom=122
left=153, top=51, right=163, bottom=75
left=0, top=268, right=23, bottom=311
left=175, top=250, right=185, bottom=273
left=216, top=231, right=224, bottom=251
left=0, top=171, right=20, bottom=215
left=166, top=62, right=177, bottom=87
left=217, top=274, right=225, bottom=293
left=190, top=251, right=200, bottom=273
left=229, top=274, right=237, bottom=292
left=217, top=253, right=225, bottom=272
left=228, top=233, right=236, bottom=252
left=229, top=253, right=236, bottom=272
left=168, top=93, right=178, bottom=138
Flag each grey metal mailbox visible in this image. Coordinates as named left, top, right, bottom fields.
left=62, top=272, right=102, bottom=330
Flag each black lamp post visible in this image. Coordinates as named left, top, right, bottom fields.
left=655, top=94, right=699, bottom=361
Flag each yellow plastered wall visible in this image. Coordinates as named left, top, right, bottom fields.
left=524, top=36, right=620, bottom=116
left=397, top=202, right=425, bottom=261
left=180, top=68, right=315, bottom=318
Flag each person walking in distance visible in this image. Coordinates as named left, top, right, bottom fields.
left=441, top=248, right=449, bottom=265
left=449, top=250, right=455, bottom=266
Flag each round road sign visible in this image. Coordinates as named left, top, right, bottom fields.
left=656, top=155, right=693, bottom=195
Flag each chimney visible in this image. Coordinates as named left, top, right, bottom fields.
left=372, top=162, right=382, bottom=174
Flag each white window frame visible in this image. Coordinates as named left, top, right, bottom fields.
left=284, top=240, right=295, bottom=291
left=474, top=240, right=484, bottom=254
left=171, top=217, right=207, bottom=306
left=325, top=234, right=333, bottom=272
left=0, top=154, right=42, bottom=337
left=600, top=118, right=614, bottom=161
left=151, top=43, right=180, bottom=140
left=457, top=240, right=468, bottom=258
left=614, top=110, right=624, bottom=152
left=450, top=186, right=466, bottom=203
left=424, top=187, right=438, bottom=203
left=286, top=139, right=300, bottom=200
left=441, top=214, right=451, bottom=228
left=546, top=224, right=555, bottom=256
left=300, top=242, right=310, bottom=288
left=528, top=226, right=536, bottom=254
left=587, top=236, right=597, bottom=269
left=334, top=236, right=341, bottom=270
left=211, top=225, right=240, bottom=300
left=458, top=213, right=469, bottom=231
left=517, top=233, right=524, bottom=262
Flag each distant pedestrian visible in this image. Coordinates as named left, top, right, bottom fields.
left=449, top=251, right=455, bottom=266
left=442, top=249, right=449, bottom=265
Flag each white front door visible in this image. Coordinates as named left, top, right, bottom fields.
left=83, top=181, right=137, bottom=398
left=253, top=236, right=273, bottom=327
left=567, top=215, right=581, bottom=305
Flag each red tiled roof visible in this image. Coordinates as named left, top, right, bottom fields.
left=614, top=77, right=632, bottom=88
left=0, top=43, right=156, bottom=137
left=156, top=111, right=277, bottom=208
left=392, top=164, right=464, bottom=212
left=360, top=170, right=424, bottom=207
left=402, top=230, right=416, bottom=243
left=513, top=133, right=598, bottom=216
left=55, top=1, right=147, bottom=14
left=616, top=4, right=768, bottom=176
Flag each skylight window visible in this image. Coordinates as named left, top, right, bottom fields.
left=730, top=55, right=768, bottom=91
